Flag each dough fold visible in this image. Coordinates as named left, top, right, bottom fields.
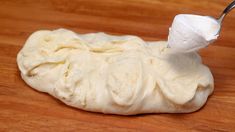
left=17, top=29, right=214, bottom=115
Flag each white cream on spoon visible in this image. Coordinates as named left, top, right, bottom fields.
left=168, top=14, right=220, bottom=52
left=167, top=0, right=235, bottom=52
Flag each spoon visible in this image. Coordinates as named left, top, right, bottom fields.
left=214, top=0, right=235, bottom=35
left=217, top=0, right=235, bottom=24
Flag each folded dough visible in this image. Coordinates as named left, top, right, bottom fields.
left=17, top=29, right=214, bottom=115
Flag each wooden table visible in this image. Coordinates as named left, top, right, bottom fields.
left=0, top=0, right=235, bottom=131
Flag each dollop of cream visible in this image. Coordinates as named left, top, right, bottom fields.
left=17, top=29, right=214, bottom=115
left=168, top=14, right=220, bottom=52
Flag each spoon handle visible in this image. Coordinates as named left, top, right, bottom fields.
left=218, top=0, right=235, bottom=23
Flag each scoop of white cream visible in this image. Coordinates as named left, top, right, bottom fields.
left=168, top=14, right=220, bottom=52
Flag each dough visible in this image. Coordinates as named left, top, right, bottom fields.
left=17, top=29, right=214, bottom=115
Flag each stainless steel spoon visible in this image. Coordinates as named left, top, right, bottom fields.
left=202, top=0, right=235, bottom=40
left=217, top=0, right=235, bottom=24
left=213, top=0, right=235, bottom=35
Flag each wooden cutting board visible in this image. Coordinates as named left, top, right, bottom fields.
left=0, top=0, right=235, bottom=131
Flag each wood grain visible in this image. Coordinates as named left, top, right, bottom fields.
left=0, top=0, right=235, bottom=131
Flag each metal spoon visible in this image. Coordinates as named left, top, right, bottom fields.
left=217, top=0, right=235, bottom=24
left=200, top=0, right=235, bottom=35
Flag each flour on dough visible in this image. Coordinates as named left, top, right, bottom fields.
left=17, top=29, right=214, bottom=115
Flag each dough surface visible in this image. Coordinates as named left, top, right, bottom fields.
left=17, top=29, right=214, bottom=115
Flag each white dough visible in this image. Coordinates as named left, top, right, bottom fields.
left=17, top=29, right=214, bottom=115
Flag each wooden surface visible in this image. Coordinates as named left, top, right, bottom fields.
left=0, top=0, right=235, bottom=131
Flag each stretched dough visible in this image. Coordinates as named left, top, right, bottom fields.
left=17, top=29, right=214, bottom=115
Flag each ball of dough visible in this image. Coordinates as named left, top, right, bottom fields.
left=17, top=29, right=214, bottom=115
